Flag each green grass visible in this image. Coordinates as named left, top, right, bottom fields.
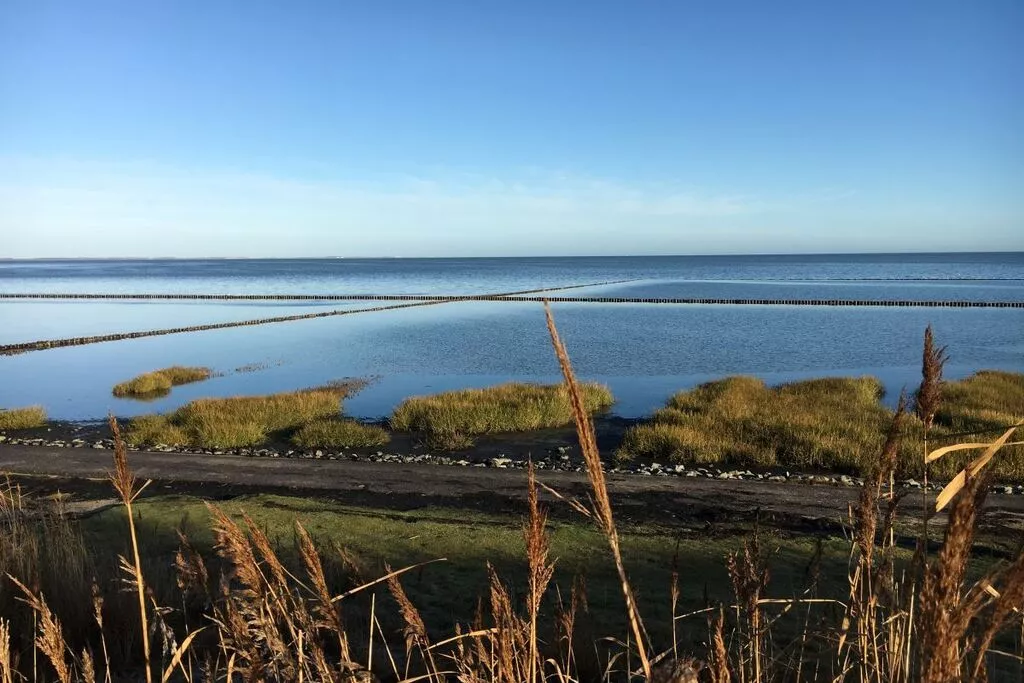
left=125, top=384, right=358, bottom=448
left=936, top=370, right=1024, bottom=435
left=291, top=418, right=391, bottom=449
left=112, top=366, right=213, bottom=398
left=617, top=372, right=1024, bottom=480
left=0, top=406, right=47, bottom=431
left=82, top=493, right=854, bottom=641
left=391, top=381, right=614, bottom=449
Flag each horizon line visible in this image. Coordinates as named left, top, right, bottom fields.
left=2, top=249, right=1023, bottom=262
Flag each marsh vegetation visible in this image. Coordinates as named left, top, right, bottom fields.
left=112, top=366, right=213, bottom=398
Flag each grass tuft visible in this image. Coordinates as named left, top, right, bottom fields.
left=618, top=376, right=894, bottom=471
left=291, top=418, right=390, bottom=449
left=619, top=371, right=1024, bottom=481
left=0, top=406, right=47, bottom=431
left=112, top=366, right=212, bottom=398
left=390, top=382, right=614, bottom=449
left=126, top=384, right=362, bottom=448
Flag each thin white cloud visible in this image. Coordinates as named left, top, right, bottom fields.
left=0, top=158, right=796, bottom=257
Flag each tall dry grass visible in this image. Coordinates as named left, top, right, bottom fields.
left=1, top=318, right=1023, bottom=682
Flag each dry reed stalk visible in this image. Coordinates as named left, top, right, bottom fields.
left=726, top=532, right=768, bottom=683
left=486, top=564, right=529, bottom=683
left=174, top=531, right=210, bottom=600
left=856, top=393, right=907, bottom=566
left=670, top=543, right=680, bottom=661
left=107, top=415, right=153, bottom=683
left=386, top=565, right=439, bottom=680
left=91, top=581, right=112, bottom=683
left=8, top=575, right=71, bottom=683
left=295, top=521, right=352, bottom=662
left=707, top=609, right=729, bottom=683
left=543, top=302, right=653, bottom=679
left=917, top=454, right=992, bottom=683
left=207, top=504, right=264, bottom=596
left=915, top=326, right=948, bottom=549
left=841, top=395, right=909, bottom=681
left=0, top=619, right=12, bottom=683
left=81, top=648, right=96, bottom=683
left=524, top=462, right=555, bottom=683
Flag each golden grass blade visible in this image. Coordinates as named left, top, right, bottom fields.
left=160, top=627, right=207, bottom=683
left=926, top=440, right=1024, bottom=464
left=425, top=628, right=499, bottom=652
left=330, top=558, right=447, bottom=603
left=936, top=425, right=1018, bottom=511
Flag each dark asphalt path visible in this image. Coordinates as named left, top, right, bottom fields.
left=3, top=444, right=1023, bottom=539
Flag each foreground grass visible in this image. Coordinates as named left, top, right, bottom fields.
left=618, top=371, right=1024, bottom=480
left=70, top=493, right=852, bottom=653
left=0, top=405, right=47, bottom=431
left=126, top=383, right=363, bottom=448
left=112, top=365, right=212, bottom=398
left=392, top=381, right=614, bottom=449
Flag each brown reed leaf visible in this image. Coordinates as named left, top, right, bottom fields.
left=935, top=425, right=1017, bottom=512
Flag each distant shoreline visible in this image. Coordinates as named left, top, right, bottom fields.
left=3, top=251, right=1023, bottom=262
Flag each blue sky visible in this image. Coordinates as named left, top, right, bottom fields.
left=1, top=1, right=1021, bottom=257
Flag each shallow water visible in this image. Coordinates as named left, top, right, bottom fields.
left=1, top=253, right=1022, bottom=420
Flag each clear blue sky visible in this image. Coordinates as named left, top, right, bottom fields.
left=1, top=0, right=1021, bottom=257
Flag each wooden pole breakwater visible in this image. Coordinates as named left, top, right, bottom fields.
left=2, top=293, right=1022, bottom=307
left=2, top=286, right=1022, bottom=357
left=0, top=279, right=634, bottom=356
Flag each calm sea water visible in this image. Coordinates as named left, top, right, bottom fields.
left=1, top=254, right=1022, bottom=421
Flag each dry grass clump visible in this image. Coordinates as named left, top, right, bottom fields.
left=0, top=405, right=47, bottom=431
left=618, top=376, right=898, bottom=471
left=126, top=385, right=352, bottom=448
left=391, top=382, right=614, bottom=449
left=291, top=418, right=390, bottom=449
left=112, top=366, right=212, bottom=398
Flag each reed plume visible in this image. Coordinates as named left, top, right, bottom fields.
left=915, top=325, right=948, bottom=430
left=524, top=462, right=555, bottom=683
left=543, top=302, right=653, bottom=679
left=107, top=415, right=153, bottom=683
